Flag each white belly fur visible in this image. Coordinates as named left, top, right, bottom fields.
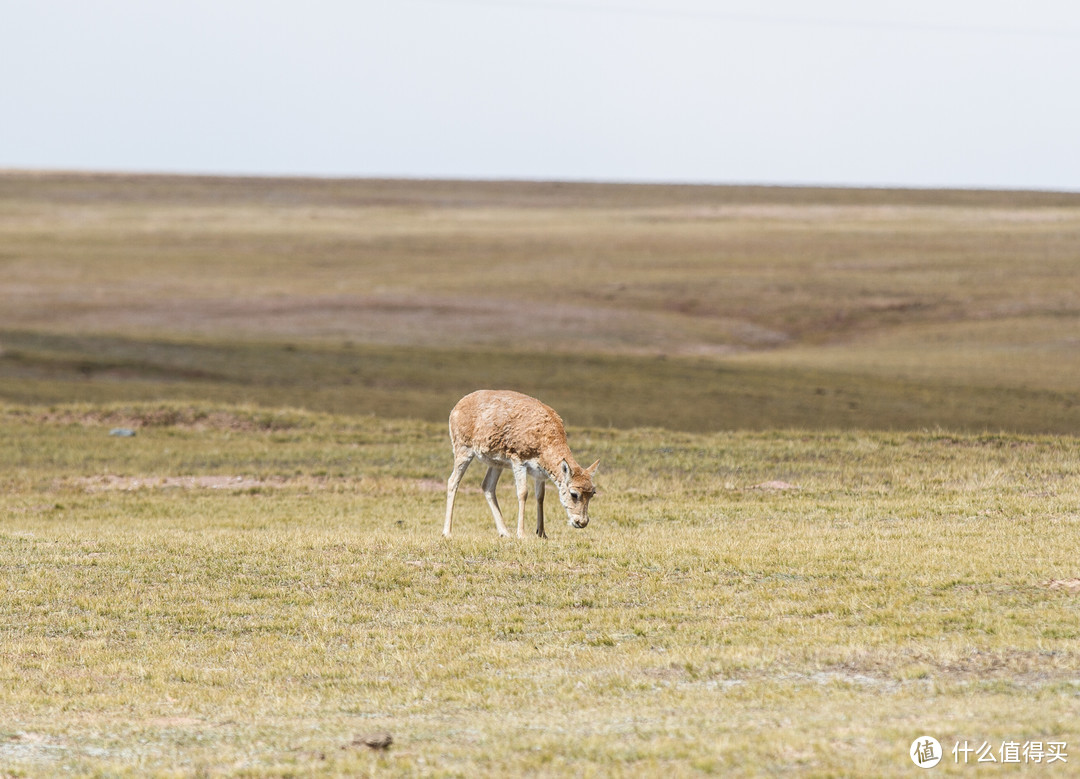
left=475, top=452, right=549, bottom=480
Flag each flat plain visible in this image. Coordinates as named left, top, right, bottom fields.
left=1, top=173, right=1079, bottom=776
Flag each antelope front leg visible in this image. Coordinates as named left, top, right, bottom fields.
left=511, top=463, right=529, bottom=539
left=444, top=453, right=473, bottom=538
left=534, top=475, right=547, bottom=539
left=482, top=466, right=511, bottom=538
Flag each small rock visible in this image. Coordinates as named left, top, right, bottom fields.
left=109, top=428, right=137, bottom=437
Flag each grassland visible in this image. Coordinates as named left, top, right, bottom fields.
left=4, top=329, right=1080, bottom=436
left=2, top=173, right=1080, bottom=776
left=2, top=172, right=1080, bottom=432
left=2, top=403, right=1080, bottom=776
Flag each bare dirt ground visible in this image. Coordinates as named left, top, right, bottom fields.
left=70, top=474, right=282, bottom=492
left=0, top=290, right=780, bottom=356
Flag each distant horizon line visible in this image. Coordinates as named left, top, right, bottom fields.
left=2, top=166, right=1079, bottom=197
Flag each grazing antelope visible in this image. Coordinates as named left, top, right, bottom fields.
left=444, top=390, right=599, bottom=539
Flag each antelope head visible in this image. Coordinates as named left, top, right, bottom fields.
left=557, top=458, right=599, bottom=528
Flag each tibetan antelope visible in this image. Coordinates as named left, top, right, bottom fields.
left=443, top=390, right=599, bottom=538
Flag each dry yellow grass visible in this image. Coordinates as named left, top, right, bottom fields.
left=1, top=403, right=1079, bottom=775
left=2, top=172, right=1079, bottom=357
left=3, top=173, right=1080, bottom=775
left=3, top=171, right=1080, bottom=433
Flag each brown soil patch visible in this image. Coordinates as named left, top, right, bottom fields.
left=35, top=406, right=309, bottom=432
left=72, top=475, right=285, bottom=492
left=749, top=480, right=800, bottom=491
left=0, top=292, right=782, bottom=356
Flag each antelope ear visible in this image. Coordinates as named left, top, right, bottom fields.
left=585, top=459, right=600, bottom=477
left=561, top=460, right=571, bottom=479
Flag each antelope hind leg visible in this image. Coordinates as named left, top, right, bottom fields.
left=482, top=466, right=511, bottom=537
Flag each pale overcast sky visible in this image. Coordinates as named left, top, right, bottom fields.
left=2, top=0, right=1079, bottom=190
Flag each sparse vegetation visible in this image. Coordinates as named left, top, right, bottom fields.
left=3, top=173, right=1080, bottom=433
left=2, top=404, right=1080, bottom=776
left=2, top=173, right=1080, bottom=775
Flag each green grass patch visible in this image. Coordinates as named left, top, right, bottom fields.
left=4, top=330, right=1080, bottom=434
